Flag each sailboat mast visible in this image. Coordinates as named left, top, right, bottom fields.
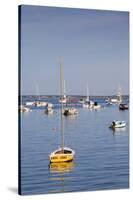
left=60, top=63, right=64, bottom=152
left=87, top=84, right=89, bottom=101
left=64, top=80, right=66, bottom=97
left=36, top=84, right=40, bottom=101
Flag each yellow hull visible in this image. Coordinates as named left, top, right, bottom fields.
left=50, top=153, right=73, bottom=163
left=49, top=147, right=75, bottom=163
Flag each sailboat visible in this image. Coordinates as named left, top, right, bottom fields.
left=83, top=85, right=94, bottom=108
left=49, top=63, right=75, bottom=163
left=26, top=85, right=47, bottom=107
left=106, top=86, right=122, bottom=105
left=45, top=103, right=54, bottom=114
left=59, top=80, right=68, bottom=104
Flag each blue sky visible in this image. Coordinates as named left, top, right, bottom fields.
left=20, top=5, right=129, bottom=95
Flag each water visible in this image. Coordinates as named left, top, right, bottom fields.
left=20, top=97, right=129, bottom=195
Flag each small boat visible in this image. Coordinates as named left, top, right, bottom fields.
left=92, top=102, right=101, bottom=110
left=19, top=105, right=31, bottom=112
left=34, top=101, right=47, bottom=107
left=26, top=101, right=47, bottom=107
left=82, top=85, right=94, bottom=108
left=59, top=80, right=68, bottom=104
left=106, top=97, right=121, bottom=104
left=62, top=107, right=78, bottom=116
left=45, top=103, right=54, bottom=114
left=25, top=101, right=35, bottom=106
left=83, top=101, right=94, bottom=108
left=79, top=98, right=85, bottom=104
left=49, top=63, right=75, bottom=163
left=106, top=87, right=122, bottom=105
left=59, top=95, right=67, bottom=104
left=106, top=98, right=113, bottom=105
left=49, top=147, right=75, bottom=163
left=119, top=103, right=129, bottom=110
left=109, top=120, right=126, bottom=129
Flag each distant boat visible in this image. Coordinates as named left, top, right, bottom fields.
left=61, top=82, right=78, bottom=116
left=119, top=103, right=129, bottom=110
left=82, top=85, right=94, bottom=109
left=25, top=100, right=47, bottom=107
left=45, top=103, right=54, bottom=114
left=33, top=85, right=47, bottom=107
left=92, top=102, right=101, bottom=110
left=49, top=63, right=75, bottom=163
left=62, top=107, right=78, bottom=116
left=25, top=101, right=35, bottom=106
left=106, top=87, right=122, bottom=105
left=109, top=120, right=126, bottom=129
left=34, top=101, right=47, bottom=107
left=19, top=105, right=31, bottom=113
left=59, top=80, right=68, bottom=104
left=79, top=98, right=85, bottom=104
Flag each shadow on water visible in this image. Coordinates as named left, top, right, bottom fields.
left=8, top=187, right=18, bottom=194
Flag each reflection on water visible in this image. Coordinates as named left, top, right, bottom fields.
left=49, top=161, right=74, bottom=194
left=110, top=127, right=127, bottom=135
left=64, top=114, right=78, bottom=120
left=49, top=161, right=74, bottom=173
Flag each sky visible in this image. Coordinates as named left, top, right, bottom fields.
left=20, top=5, right=129, bottom=96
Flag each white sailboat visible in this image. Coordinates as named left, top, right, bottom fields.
left=45, top=103, right=54, bottom=114
left=106, top=86, right=122, bottom=105
left=83, top=85, right=94, bottom=109
left=49, top=63, right=75, bottom=163
left=34, top=85, right=47, bottom=107
left=59, top=80, right=68, bottom=104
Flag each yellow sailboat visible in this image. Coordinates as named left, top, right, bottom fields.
left=49, top=63, right=75, bottom=163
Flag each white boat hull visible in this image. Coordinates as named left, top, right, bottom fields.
left=109, top=121, right=126, bottom=128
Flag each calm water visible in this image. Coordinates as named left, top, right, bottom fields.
left=20, top=97, right=129, bottom=195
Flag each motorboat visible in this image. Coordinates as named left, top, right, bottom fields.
left=106, top=97, right=122, bottom=104
left=26, top=101, right=47, bottom=107
left=25, top=101, right=35, bottom=106
left=19, top=105, right=31, bottom=112
left=119, top=103, right=129, bottom=110
left=109, top=120, right=126, bottom=129
left=92, top=102, right=101, bottom=110
left=34, top=101, right=47, bottom=107
left=62, top=107, right=78, bottom=116
left=78, top=98, right=85, bottom=104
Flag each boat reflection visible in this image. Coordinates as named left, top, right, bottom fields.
left=49, top=161, right=74, bottom=173
left=64, top=114, right=78, bottom=121
left=49, top=161, right=75, bottom=193
left=111, top=127, right=126, bottom=135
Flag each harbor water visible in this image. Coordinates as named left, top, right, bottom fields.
left=20, top=97, right=129, bottom=195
